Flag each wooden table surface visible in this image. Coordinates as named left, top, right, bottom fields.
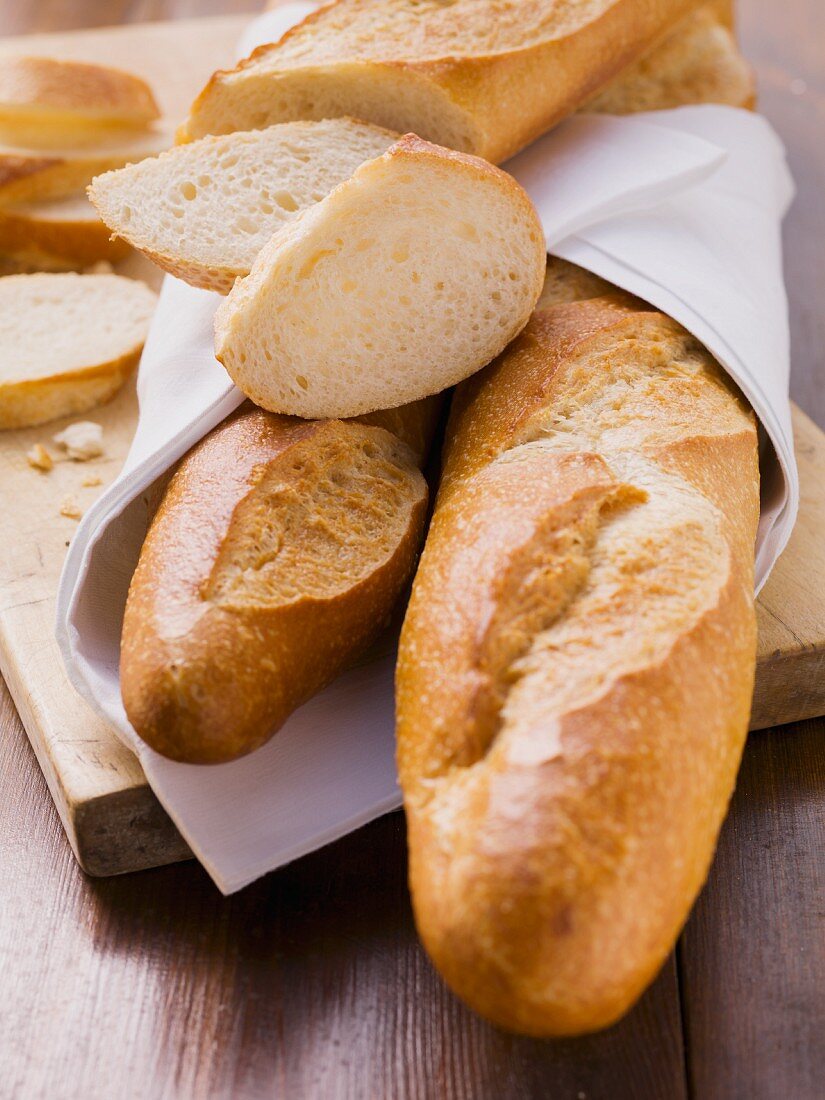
left=1, top=2, right=823, bottom=1097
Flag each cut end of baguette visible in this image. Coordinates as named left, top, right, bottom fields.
left=89, top=119, right=399, bottom=293
left=0, top=56, right=160, bottom=143
left=214, top=135, right=546, bottom=418
left=0, top=272, right=156, bottom=429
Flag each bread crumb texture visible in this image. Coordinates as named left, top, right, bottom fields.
left=214, top=136, right=545, bottom=417
left=89, top=119, right=398, bottom=293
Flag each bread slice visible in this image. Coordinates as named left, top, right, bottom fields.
left=586, top=8, right=754, bottom=114
left=0, top=193, right=129, bottom=271
left=214, top=136, right=545, bottom=419
left=0, top=120, right=173, bottom=205
left=0, top=273, right=156, bottom=429
left=0, top=56, right=159, bottom=142
left=182, top=0, right=698, bottom=163
left=89, top=118, right=398, bottom=293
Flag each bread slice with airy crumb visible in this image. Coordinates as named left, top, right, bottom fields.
left=0, top=56, right=159, bottom=140
left=0, top=273, right=156, bottom=429
left=214, top=135, right=545, bottom=419
left=0, top=192, right=129, bottom=270
left=89, top=118, right=398, bottom=293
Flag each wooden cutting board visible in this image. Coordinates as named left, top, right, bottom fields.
left=0, top=15, right=823, bottom=878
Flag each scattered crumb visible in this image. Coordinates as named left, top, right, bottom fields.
left=84, top=260, right=114, bottom=274
left=60, top=496, right=82, bottom=520
left=81, top=474, right=103, bottom=488
left=53, top=421, right=104, bottom=461
left=26, top=443, right=53, bottom=471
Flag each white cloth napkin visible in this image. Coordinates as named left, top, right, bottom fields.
left=55, top=5, right=797, bottom=893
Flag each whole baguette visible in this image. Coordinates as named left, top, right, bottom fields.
left=396, top=261, right=759, bottom=1035
left=182, top=0, right=702, bottom=162
left=121, top=399, right=439, bottom=763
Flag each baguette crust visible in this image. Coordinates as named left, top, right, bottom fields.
left=396, top=289, right=759, bottom=1035
left=0, top=272, right=155, bottom=429
left=121, top=407, right=433, bottom=763
left=0, top=57, right=159, bottom=133
left=0, top=122, right=173, bottom=205
left=0, top=348, right=139, bottom=429
left=0, top=195, right=128, bottom=270
left=183, top=0, right=702, bottom=162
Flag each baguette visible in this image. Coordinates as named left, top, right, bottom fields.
left=0, top=192, right=129, bottom=270
left=396, top=259, right=759, bottom=1035
left=0, top=273, right=156, bottom=429
left=88, top=7, right=749, bottom=295
left=121, top=399, right=438, bottom=763
left=0, top=57, right=159, bottom=142
left=89, top=119, right=398, bottom=293
left=586, top=7, right=753, bottom=114
left=214, top=135, right=545, bottom=418
left=181, top=0, right=701, bottom=162
left=0, top=121, right=173, bottom=205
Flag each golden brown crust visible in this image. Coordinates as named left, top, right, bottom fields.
left=121, top=405, right=436, bottom=764
left=396, top=290, right=760, bottom=1036
left=0, top=56, right=159, bottom=127
left=183, top=0, right=702, bottom=161
left=0, top=345, right=140, bottom=429
left=0, top=198, right=128, bottom=269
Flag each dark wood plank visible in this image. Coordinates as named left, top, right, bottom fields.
left=679, top=721, right=825, bottom=1100
left=739, top=0, right=825, bottom=425
left=0, top=674, right=689, bottom=1099
left=673, top=6, right=825, bottom=1100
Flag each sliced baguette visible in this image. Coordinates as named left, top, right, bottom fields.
left=214, top=135, right=546, bottom=418
left=121, top=405, right=431, bottom=763
left=0, top=192, right=129, bottom=270
left=0, top=273, right=156, bottom=429
left=90, top=8, right=750, bottom=296
left=0, top=120, right=173, bottom=205
left=89, top=118, right=398, bottom=293
left=0, top=56, right=160, bottom=144
left=182, top=0, right=699, bottom=162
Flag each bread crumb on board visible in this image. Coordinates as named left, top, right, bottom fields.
left=53, top=421, right=104, bottom=461
left=59, top=496, right=82, bottom=520
left=81, top=474, right=103, bottom=488
left=26, top=443, right=53, bottom=471
left=84, top=260, right=115, bottom=274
